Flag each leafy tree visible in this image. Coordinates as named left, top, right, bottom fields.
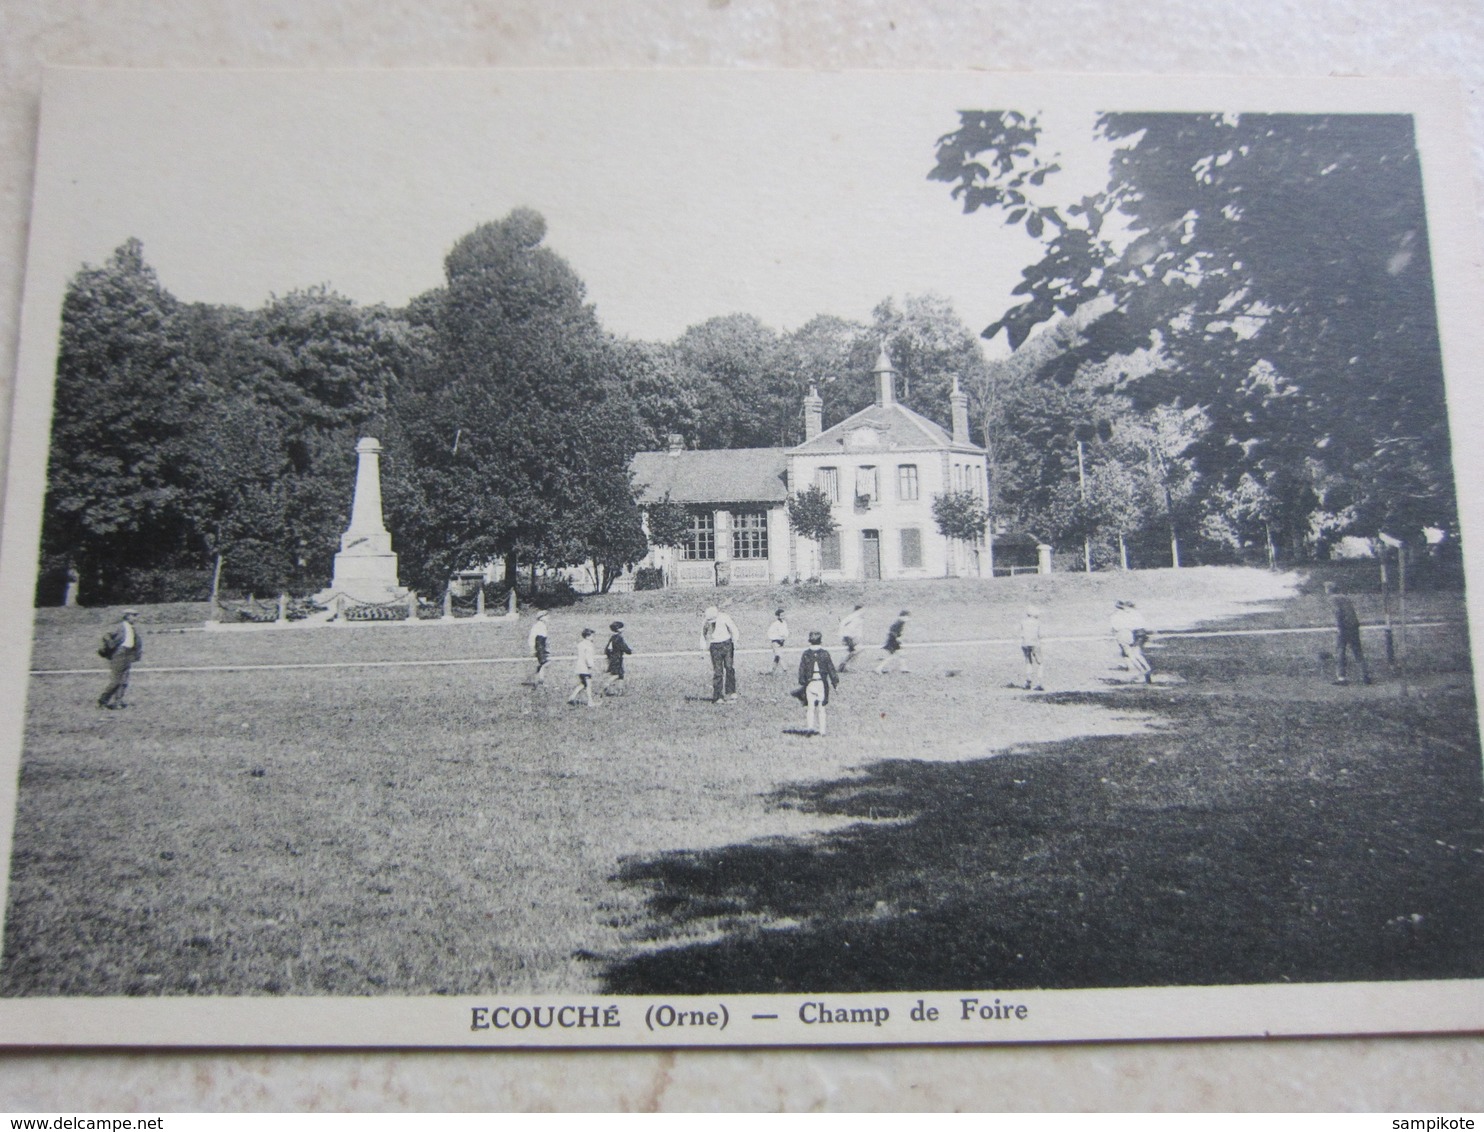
left=386, top=209, right=641, bottom=592
left=932, top=489, right=989, bottom=545
left=610, top=337, right=702, bottom=450
left=41, top=239, right=203, bottom=602
left=932, top=110, right=1456, bottom=554
left=786, top=485, right=839, bottom=578
left=644, top=493, right=691, bottom=551
left=870, top=294, right=988, bottom=428
left=673, top=314, right=788, bottom=449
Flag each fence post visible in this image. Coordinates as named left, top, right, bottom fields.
left=443, top=588, right=453, bottom=619
left=476, top=587, right=486, bottom=617
left=407, top=591, right=419, bottom=620
left=277, top=593, right=288, bottom=623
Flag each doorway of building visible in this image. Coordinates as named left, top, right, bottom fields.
left=861, top=529, right=881, bottom=580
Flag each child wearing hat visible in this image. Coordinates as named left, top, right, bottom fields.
left=767, top=608, right=788, bottom=675
left=795, top=630, right=840, bottom=735
left=603, top=620, right=633, bottom=695
left=568, top=628, right=598, bottom=706
left=526, top=609, right=551, bottom=685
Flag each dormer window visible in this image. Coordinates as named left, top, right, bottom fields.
left=848, top=427, right=880, bottom=449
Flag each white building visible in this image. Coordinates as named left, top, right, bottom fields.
left=630, top=347, right=991, bottom=586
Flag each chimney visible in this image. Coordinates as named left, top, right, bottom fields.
left=803, top=385, right=823, bottom=440
left=667, top=433, right=684, bottom=454
left=874, top=343, right=896, bottom=407
left=950, top=376, right=970, bottom=444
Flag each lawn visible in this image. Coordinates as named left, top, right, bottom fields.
left=2, top=565, right=1480, bottom=997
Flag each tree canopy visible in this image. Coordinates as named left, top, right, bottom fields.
left=932, top=110, right=1456, bottom=556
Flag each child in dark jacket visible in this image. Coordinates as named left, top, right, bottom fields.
left=794, top=631, right=840, bottom=735
left=603, top=620, right=633, bottom=695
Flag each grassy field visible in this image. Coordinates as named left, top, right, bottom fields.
left=2, top=565, right=1481, bottom=997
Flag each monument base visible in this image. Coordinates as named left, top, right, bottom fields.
left=313, top=550, right=409, bottom=606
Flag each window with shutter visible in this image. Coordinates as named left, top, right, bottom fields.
left=820, top=531, right=842, bottom=571
left=900, top=527, right=923, bottom=568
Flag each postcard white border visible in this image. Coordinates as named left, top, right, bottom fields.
left=0, top=69, right=1481, bottom=1049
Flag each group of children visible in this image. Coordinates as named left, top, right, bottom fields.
left=520, top=597, right=1155, bottom=728
left=521, top=603, right=915, bottom=733
left=525, top=611, right=632, bottom=706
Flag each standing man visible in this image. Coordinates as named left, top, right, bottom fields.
left=701, top=604, right=741, bottom=702
left=98, top=609, right=143, bottom=710
left=1326, top=581, right=1373, bottom=685
left=838, top=604, right=866, bottom=673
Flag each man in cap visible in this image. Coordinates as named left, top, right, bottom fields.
left=1325, top=581, right=1372, bottom=685
left=98, top=609, right=143, bottom=709
left=700, top=605, right=741, bottom=702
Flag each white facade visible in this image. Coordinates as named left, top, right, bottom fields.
left=788, top=444, right=988, bottom=582
left=629, top=348, right=991, bottom=586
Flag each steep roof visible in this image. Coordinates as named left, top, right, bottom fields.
left=631, top=447, right=789, bottom=505
left=791, top=402, right=984, bottom=456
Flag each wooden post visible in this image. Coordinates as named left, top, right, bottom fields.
left=1380, top=546, right=1395, bottom=664
left=210, top=553, right=224, bottom=621
left=1398, top=541, right=1409, bottom=695
left=277, top=593, right=288, bottom=623
left=443, top=588, right=453, bottom=619
left=407, top=591, right=419, bottom=620
left=1077, top=439, right=1091, bottom=573
left=476, top=587, right=486, bottom=617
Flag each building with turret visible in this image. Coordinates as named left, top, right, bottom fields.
left=629, top=347, right=991, bottom=586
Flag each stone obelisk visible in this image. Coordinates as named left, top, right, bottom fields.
left=317, top=437, right=407, bottom=604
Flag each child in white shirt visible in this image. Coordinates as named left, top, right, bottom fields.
left=767, top=608, right=788, bottom=675
left=1020, top=606, right=1044, bottom=690
left=567, top=628, right=597, bottom=706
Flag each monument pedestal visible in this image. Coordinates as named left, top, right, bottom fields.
left=313, top=437, right=409, bottom=606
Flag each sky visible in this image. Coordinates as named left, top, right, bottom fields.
left=28, top=70, right=1122, bottom=355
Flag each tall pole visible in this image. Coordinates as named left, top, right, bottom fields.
left=1398, top=540, right=1409, bottom=696
left=1077, top=439, right=1091, bottom=573
left=1380, top=543, right=1395, bottom=664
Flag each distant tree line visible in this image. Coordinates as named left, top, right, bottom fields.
left=43, top=108, right=1459, bottom=604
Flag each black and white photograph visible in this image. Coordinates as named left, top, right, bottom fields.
left=0, top=69, right=1480, bottom=1048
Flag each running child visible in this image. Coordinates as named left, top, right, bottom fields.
left=767, top=608, right=788, bottom=675
left=603, top=620, right=633, bottom=695
left=526, top=609, right=551, bottom=685
left=875, top=610, right=912, bottom=674
left=838, top=604, right=866, bottom=673
left=1110, top=600, right=1152, bottom=683
left=1020, top=605, right=1045, bottom=690
left=567, top=627, right=597, bottom=706
left=795, top=630, right=840, bottom=736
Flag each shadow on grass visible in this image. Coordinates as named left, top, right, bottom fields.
left=602, top=684, right=1484, bottom=994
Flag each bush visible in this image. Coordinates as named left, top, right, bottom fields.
left=634, top=567, right=665, bottom=591
left=114, top=568, right=214, bottom=604
left=490, top=578, right=581, bottom=609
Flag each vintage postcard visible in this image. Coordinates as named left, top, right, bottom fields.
left=0, top=69, right=1480, bottom=1048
